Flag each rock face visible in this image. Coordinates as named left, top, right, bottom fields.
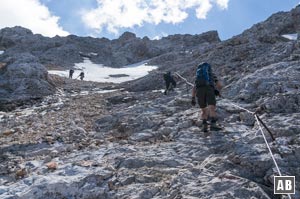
left=0, top=27, right=220, bottom=68
left=292, top=5, right=300, bottom=37
left=0, top=52, right=55, bottom=111
left=223, top=62, right=300, bottom=103
left=126, top=6, right=300, bottom=92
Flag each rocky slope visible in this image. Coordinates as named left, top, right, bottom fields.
left=0, top=5, right=300, bottom=199
left=0, top=80, right=299, bottom=199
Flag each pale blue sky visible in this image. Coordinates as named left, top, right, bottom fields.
left=0, top=0, right=299, bottom=39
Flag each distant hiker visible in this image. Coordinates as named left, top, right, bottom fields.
left=191, top=62, right=222, bottom=132
left=69, top=69, right=74, bottom=79
left=79, top=71, right=85, bottom=80
left=163, top=71, right=177, bottom=95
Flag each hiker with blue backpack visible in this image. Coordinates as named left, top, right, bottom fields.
left=191, top=62, right=222, bottom=132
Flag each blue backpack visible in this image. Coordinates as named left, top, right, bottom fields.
left=195, top=62, right=211, bottom=87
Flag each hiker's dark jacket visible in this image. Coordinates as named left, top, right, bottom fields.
left=164, top=73, right=176, bottom=87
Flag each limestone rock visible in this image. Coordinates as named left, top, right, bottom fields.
left=0, top=53, right=55, bottom=111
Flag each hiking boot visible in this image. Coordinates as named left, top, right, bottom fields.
left=210, top=123, right=222, bottom=131
left=202, top=123, right=208, bottom=132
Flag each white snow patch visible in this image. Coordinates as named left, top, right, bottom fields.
left=48, top=58, right=157, bottom=83
left=281, top=33, right=298, bottom=40
left=152, top=89, right=165, bottom=93
left=89, top=52, right=98, bottom=56
left=0, top=112, right=6, bottom=122
left=0, top=50, right=4, bottom=55
left=95, top=89, right=119, bottom=94
left=48, top=70, right=69, bottom=78
left=69, top=89, right=118, bottom=97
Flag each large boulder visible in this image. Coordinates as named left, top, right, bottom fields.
left=0, top=53, right=55, bottom=111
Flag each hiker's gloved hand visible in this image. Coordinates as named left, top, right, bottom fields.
left=191, top=97, right=196, bottom=106
left=214, top=89, right=220, bottom=97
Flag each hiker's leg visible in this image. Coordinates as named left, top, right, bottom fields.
left=208, top=105, right=217, bottom=118
left=201, top=107, right=208, bottom=132
left=206, top=87, right=221, bottom=130
left=205, top=107, right=211, bottom=121
left=169, top=84, right=174, bottom=91
left=165, top=81, right=170, bottom=94
left=201, top=107, right=209, bottom=120
left=171, top=80, right=176, bottom=90
left=208, top=105, right=222, bottom=130
left=206, top=86, right=217, bottom=118
left=196, top=87, right=209, bottom=132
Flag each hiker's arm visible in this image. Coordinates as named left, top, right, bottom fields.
left=215, top=80, right=222, bottom=90
left=191, top=86, right=196, bottom=106
left=212, top=72, right=222, bottom=90
left=192, top=86, right=196, bottom=98
left=214, top=80, right=223, bottom=97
